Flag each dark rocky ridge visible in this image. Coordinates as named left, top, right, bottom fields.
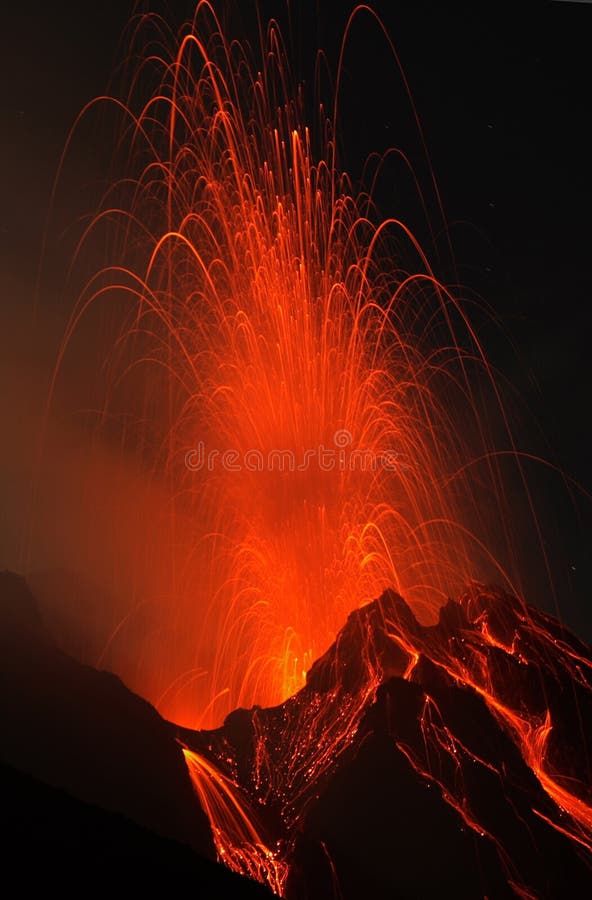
left=2, top=569, right=592, bottom=897
left=0, top=570, right=271, bottom=897
left=182, top=586, right=592, bottom=898
left=1, top=759, right=271, bottom=895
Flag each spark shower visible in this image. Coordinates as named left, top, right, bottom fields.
left=42, top=2, right=542, bottom=731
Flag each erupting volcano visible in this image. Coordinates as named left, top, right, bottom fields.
left=8, top=2, right=591, bottom=897
left=180, top=583, right=592, bottom=896
left=45, top=2, right=532, bottom=727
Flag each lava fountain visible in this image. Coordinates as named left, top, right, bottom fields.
left=46, top=5, right=529, bottom=730
left=31, top=4, right=592, bottom=895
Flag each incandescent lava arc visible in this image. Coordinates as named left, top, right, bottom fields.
left=47, top=2, right=536, bottom=728
left=36, top=4, right=592, bottom=897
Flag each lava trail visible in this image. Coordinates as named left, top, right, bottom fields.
left=41, top=3, right=591, bottom=896
left=180, top=586, right=592, bottom=897
left=49, top=2, right=528, bottom=727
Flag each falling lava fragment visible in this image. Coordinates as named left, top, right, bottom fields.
left=179, top=584, right=592, bottom=898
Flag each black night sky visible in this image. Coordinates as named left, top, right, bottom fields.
left=1, top=1, right=591, bottom=640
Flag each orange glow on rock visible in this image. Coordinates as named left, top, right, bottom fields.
left=39, top=6, right=592, bottom=895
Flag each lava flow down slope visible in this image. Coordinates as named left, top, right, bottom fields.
left=179, top=583, right=592, bottom=897
left=3, top=571, right=591, bottom=896
left=20, top=2, right=591, bottom=897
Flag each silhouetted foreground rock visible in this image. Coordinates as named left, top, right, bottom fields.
left=1, top=760, right=271, bottom=895
left=0, top=571, right=271, bottom=897
left=3, top=569, right=592, bottom=897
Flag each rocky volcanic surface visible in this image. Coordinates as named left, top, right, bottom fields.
left=181, top=586, right=592, bottom=898
left=2, top=570, right=592, bottom=897
left=0, top=571, right=271, bottom=896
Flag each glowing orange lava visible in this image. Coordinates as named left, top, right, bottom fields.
left=47, top=2, right=528, bottom=729
left=181, top=586, right=592, bottom=896
left=40, top=4, right=592, bottom=896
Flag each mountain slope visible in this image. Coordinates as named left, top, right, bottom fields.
left=181, top=586, right=592, bottom=897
